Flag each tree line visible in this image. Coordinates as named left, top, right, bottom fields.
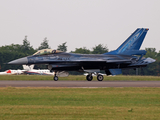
left=0, top=36, right=159, bottom=76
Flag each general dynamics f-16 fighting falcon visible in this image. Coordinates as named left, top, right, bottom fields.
left=8, top=28, right=155, bottom=81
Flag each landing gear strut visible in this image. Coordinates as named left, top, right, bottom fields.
left=53, top=71, right=58, bottom=81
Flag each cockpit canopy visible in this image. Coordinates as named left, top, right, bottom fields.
left=33, top=49, right=63, bottom=55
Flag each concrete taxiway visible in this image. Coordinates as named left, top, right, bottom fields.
left=0, top=81, right=160, bottom=87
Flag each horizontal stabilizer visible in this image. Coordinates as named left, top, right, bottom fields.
left=143, top=57, right=156, bottom=63
left=109, top=69, right=122, bottom=75
left=129, top=57, right=156, bottom=67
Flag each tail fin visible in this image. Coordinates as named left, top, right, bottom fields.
left=105, top=28, right=149, bottom=55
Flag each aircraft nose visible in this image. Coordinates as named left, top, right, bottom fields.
left=8, top=57, right=28, bottom=65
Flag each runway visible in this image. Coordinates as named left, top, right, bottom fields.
left=0, top=81, right=160, bottom=87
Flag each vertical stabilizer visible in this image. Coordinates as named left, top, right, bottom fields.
left=105, top=28, right=149, bottom=55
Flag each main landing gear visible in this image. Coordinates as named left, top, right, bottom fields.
left=86, top=74, right=104, bottom=81
left=86, top=74, right=93, bottom=81
left=97, top=74, right=104, bottom=81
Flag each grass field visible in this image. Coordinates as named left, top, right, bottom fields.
left=0, top=75, right=160, bottom=81
left=0, top=87, right=160, bottom=120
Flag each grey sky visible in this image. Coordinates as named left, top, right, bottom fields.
left=0, top=0, right=160, bottom=52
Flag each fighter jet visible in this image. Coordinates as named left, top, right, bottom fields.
left=8, top=28, right=155, bottom=81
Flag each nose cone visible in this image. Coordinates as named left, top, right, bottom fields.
left=8, top=57, right=28, bottom=65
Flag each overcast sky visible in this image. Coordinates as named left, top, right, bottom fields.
left=0, top=0, right=160, bottom=52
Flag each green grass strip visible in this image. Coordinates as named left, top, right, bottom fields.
left=0, top=75, right=160, bottom=81
left=0, top=87, right=160, bottom=119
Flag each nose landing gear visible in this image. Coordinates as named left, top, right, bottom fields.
left=54, top=75, right=58, bottom=81
left=53, top=71, right=58, bottom=81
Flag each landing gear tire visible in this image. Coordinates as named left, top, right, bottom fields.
left=97, top=74, right=103, bottom=81
left=86, top=75, right=93, bottom=81
left=54, top=76, right=58, bottom=81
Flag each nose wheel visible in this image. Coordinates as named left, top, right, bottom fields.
left=53, top=76, right=58, bottom=81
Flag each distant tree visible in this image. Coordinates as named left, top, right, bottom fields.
left=73, top=47, right=91, bottom=54
left=38, top=37, right=50, bottom=50
left=0, top=45, right=27, bottom=71
left=145, top=48, right=157, bottom=59
left=156, top=51, right=160, bottom=61
left=21, top=36, right=35, bottom=55
left=23, top=36, right=30, bottom=46
left=57, top=42, right=67, bottom=52
left=92, top=44, right=108, bottom=54
left=0, top=36, right=36, bottom=71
